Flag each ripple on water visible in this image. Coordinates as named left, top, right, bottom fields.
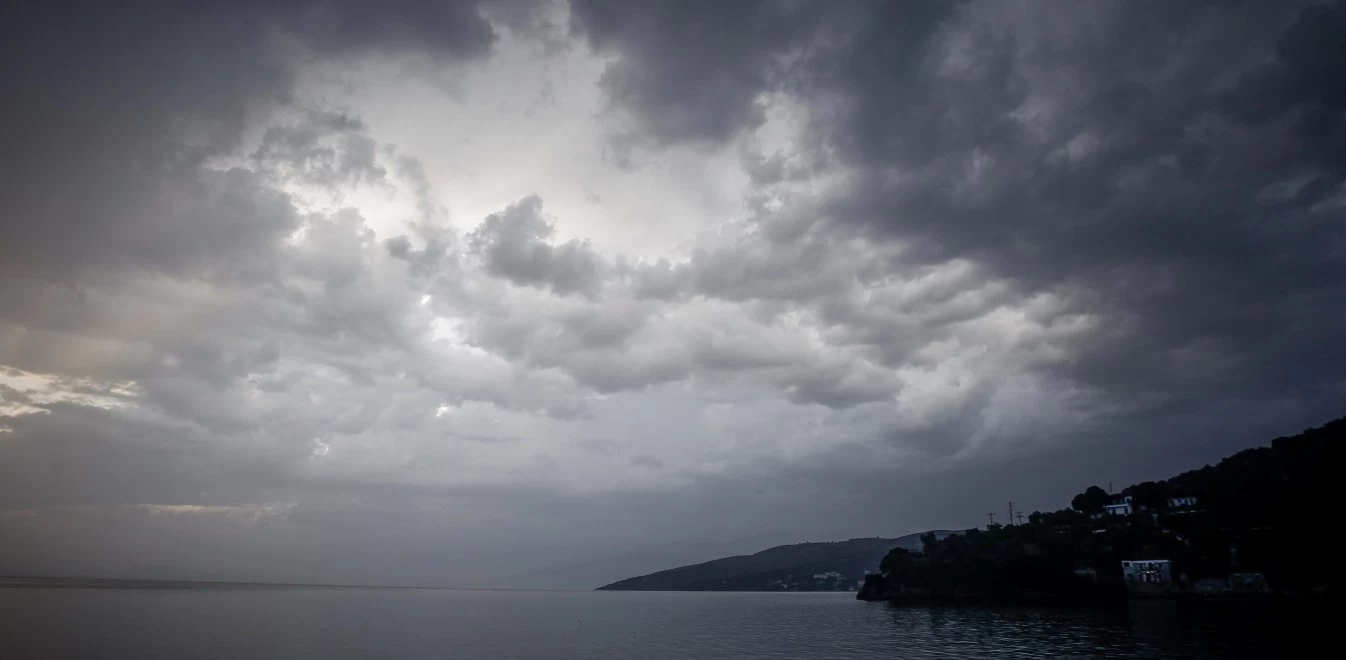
left=0, top=587, right=1323, bottom=659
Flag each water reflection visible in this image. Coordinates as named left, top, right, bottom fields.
left=874, top=599, right=1314, bottom=659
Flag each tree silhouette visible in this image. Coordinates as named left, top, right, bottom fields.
left=1071, top=485, right=1109, bottom=513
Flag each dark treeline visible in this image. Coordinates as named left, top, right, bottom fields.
left=860, top=416, right=1343, bottom=603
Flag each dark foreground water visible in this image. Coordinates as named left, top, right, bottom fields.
left=0, top=584, right=1323, bottom=659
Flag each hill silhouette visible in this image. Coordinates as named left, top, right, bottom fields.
left=597, top=532, right=953, bottom=591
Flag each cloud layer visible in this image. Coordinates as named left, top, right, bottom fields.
left=2, top=0, right=1343, bottom=587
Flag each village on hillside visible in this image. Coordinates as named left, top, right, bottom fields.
left=859, top=417, right=1342, bottom=603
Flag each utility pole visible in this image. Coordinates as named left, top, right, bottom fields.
left=1007, top=501, right=1015, bottom=526
left=987, top=512, right=996, bottom=527
left=1016, top=512, right=1025, bottom=526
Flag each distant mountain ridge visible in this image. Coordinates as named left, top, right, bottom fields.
left=596, top=531, right=956, bottom=592
left=503, top=531, right=844, bottom=590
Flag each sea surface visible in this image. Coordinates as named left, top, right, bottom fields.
left=0, top=580, right=1321, bottom=659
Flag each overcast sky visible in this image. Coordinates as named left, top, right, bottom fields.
left=3, top=0, right=1344, bottom=588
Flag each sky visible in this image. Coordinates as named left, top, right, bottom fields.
left=2, top=0, right=1344, bottom=588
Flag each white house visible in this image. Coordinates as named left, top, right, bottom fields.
left=1121, top=559, right=1171, bottom=585
left=1104, top=495, right=1133, bottom=516
left=1167, top=495, right=1198, bottom=509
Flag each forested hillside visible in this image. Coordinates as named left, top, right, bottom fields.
left=860, top=417, right=1344, bottom=602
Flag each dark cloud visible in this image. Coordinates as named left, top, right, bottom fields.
left=467, top=195, right=606, bottom=297
left=569, top=0, right=826, bottom=145
left=288, top=0, right=497, bottom=58
left=577, top=0, right=1346, bottom=445
left=0, top=0, right=495, bottom=280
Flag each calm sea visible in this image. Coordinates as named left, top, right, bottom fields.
left=0, top=582, right=1321, bottom=659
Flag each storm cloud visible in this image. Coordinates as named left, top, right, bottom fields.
left=2, top=0, right=1343, bottom=587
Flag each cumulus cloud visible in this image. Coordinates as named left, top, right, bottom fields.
left=253, top=111, right=388, bottom=188
left=467, top=195, right=606, bottom=297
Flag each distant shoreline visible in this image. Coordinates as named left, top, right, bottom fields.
left=0, top=575, right=444, bottom=591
